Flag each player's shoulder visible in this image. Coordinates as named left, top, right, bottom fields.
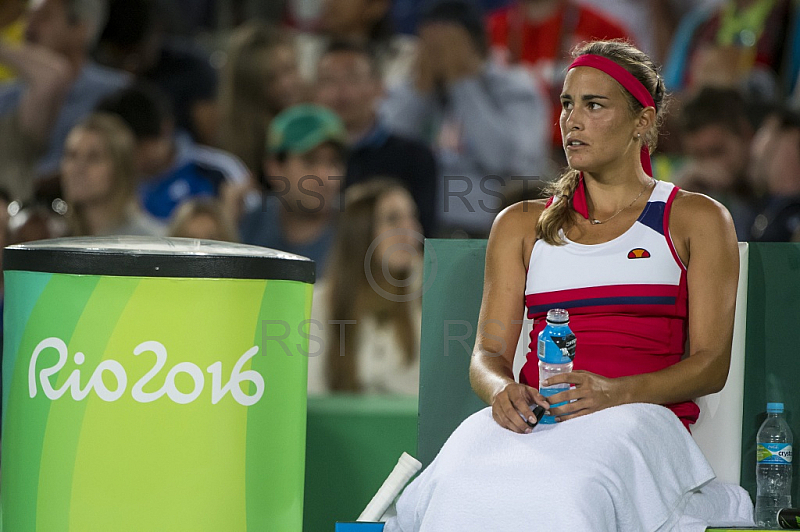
left=671, top=189, right=733, bottom=226
left=671, top=189, right=737, bottom=244
left=489, top=198, right=549, bottom=245
left=495, top=198, right=549, bottom=226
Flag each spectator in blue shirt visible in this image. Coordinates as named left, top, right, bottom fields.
left=96, top=83, right=251, bottom=221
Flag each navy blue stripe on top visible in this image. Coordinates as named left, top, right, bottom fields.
left=527, top=295, right=677, bottom=314
left=637, top=200, right=666, bottom=235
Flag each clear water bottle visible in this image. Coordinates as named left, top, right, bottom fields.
left=755, top=402, right=794, bottom=527
left=537, top=308, right=576, bottom=424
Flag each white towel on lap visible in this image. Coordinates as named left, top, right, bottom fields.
left=384, top=403, right=724, bottom=532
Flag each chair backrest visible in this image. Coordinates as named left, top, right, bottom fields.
left=418, top=239, right=749, bottom=483
left=417, top=239, right=490, bottom=466
left=691, top=242, right=748, bottom=483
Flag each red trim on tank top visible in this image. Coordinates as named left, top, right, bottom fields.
left=663, top=186, right=687, bottom=272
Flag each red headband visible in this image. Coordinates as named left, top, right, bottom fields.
left=566, top=54, right=656, bottom=219
left=569, top=54, right=655, bottom=110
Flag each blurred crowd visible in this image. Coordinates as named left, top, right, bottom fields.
left=2, top=0, right=800, bottom=395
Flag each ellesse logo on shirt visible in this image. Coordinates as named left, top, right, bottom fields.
left=627, top=248, right=651, bottom=259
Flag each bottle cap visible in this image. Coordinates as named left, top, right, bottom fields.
left=767, top=402, right=784, bottom=414
left=546, top=308, right=569, bottom=324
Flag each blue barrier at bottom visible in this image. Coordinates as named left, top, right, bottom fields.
left=335, top=522, right=385, bottom=531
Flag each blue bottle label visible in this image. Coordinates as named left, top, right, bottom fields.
left=538, top=325, right=575, bottom=364
left=552, top=333, right=576, bottom=361
left=757, top=443, right=793, bottom=464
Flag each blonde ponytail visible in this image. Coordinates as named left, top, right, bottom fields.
left=535, top=169, right=581, bottom=245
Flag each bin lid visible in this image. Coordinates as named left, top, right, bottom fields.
left=3, top=236, right=315, bottom=283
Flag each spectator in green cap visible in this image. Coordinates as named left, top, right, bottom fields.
left=240, top=103, right=347, bottom=277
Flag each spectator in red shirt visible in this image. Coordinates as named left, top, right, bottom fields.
left=486, top=0, right=632, bottom=151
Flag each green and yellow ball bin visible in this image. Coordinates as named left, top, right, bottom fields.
left=1, top=237, right=315, bottom=531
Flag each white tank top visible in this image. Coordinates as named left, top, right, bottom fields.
left=521, top=180, right=697, bottom=426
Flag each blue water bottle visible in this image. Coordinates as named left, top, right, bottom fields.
left=537, top=308, right=576, bottom=424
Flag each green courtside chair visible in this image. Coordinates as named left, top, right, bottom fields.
left=418, top=240, right=798, bottom=528
left=417, top=238, right=487, bottom=469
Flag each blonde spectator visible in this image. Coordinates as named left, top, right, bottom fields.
left=309, top=178, right=423, bottom=395
left=217, top=23, right=306, bottom=180
left=60, top=113, right=164, bottom=237
left=168, top=198, right=239, bottom=242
